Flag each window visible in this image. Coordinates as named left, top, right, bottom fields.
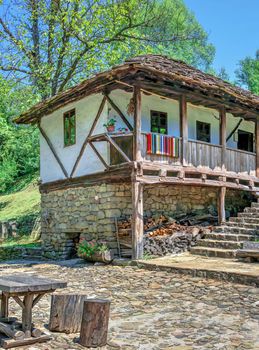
left=151, top=111, right=168, bottom=134
left=196, top=121, right=211, bottom=143
left=237, top=130, right=254, bottom=152
left=64, top=109, right=76, bottom=146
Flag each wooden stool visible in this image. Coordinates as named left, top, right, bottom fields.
left=79, top=299, right=110, bottom=348
left=49, top=294, right=88, bottom=333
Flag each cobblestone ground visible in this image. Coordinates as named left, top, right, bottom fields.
left=0, top=262, right=259, bottom=350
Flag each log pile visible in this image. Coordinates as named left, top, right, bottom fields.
left=117, top=214, right=215, bottom=238
left=116, top=214, right=215, bottom=257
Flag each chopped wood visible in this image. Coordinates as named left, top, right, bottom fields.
left=0, top=322, right=25, bottom=340
left=31, top=328, right=42, bottom=338
left=116, top=214, right=214, bottom=240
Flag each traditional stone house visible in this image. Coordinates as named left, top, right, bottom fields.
left=16, top=55, right=259, bottom=260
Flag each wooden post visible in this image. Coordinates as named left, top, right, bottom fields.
left=131, top=179, right=144, bottom=260
left=1, top=294, right=9, bottom=319
left=79, top=299, right=110, bottom=348
left=133, top=85, right=142, bottom=162
left=180, top=95, right=188, bottom=166
left=218, top=186, right=226, bottom=224
left=256, top=118, right=259, bottom=178
left=22, top=294, right=34, bottom=336
left=220, top=107, right=227, bottom=171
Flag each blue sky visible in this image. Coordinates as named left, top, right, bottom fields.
left=184, top=0, right=259, bottom=80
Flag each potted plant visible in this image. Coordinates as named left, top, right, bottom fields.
left=103, top=118, right=116, bottom=133
left=117, top=127, right=129, bottom=134
left=77, top=239, right=112, bottom=263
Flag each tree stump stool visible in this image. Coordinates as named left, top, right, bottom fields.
left=79, top=299, right=110, bottom=348
left=49, top=294, right=88, bottom=333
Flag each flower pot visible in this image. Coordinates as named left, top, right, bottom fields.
left=79, top=250, right=112, bottom=263
left=106, top=125, right=115, bottom=133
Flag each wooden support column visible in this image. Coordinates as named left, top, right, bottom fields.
left=0, top=294, right=9, bottom=319
left=132, top=179, right=144, bottom=260
left=133, top=85, right=142, bottom=162
left=180, top=95, right=188, bottom=166
left=220, top=107, right=227, bottom=171
left=256, top=118, right=259, bottom=178
left=218, top=186, right=226, bottom=224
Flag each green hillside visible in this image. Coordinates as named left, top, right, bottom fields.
left=0, top=180, right=40, bottom=222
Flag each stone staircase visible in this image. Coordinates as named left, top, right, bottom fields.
left=190, top=199, right=259, bottom=259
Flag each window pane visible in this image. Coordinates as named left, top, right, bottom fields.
left=150, top=111, right=168, bottom=134
left=70, top=116, right=76, bottom=145
left=238, top=130, right=254, bottom=152
left=196, top=121, right=210, bottom=143
left=64, top=110, right=76, bottom=146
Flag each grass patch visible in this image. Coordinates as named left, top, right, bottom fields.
left=0, top=235, right=41, bottom=248
left=0, top=180, right=40, bottom=221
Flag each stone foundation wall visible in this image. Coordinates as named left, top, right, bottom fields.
left=41, top=183, right=131, bottom=259
left=41, top=182, right=253, bottom=259
left=144, top=185, right=252, bottom=218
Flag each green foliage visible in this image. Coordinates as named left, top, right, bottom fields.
left=142, top=252, right=153, bottom=260
left=0, top=77, right=40, bottom=193
left=103, top=118, right=117, bottom=128
left=217, top=67, right=230, bottom=82
left=235, top=50, right=259, bottom=94
left=0, top=0, right=215, bottom=98
left=0, top=235, right=40, bottom=248
left=0, top=0, right=215, bottom=193
left=0, top=181, right=40, bottom=221
left=77, top=239, right=109, bottom=258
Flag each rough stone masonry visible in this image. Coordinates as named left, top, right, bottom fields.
left=41, top=183, right=252, bottom=259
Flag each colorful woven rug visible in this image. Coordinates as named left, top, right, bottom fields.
left=146, top=133, right=179, bottom=157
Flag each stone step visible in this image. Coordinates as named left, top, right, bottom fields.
left=214, top=226, right=258, bottom=235
left=190, top=247, right=236, bottom=259
left=238, top=212, right=259, bottom=219
left=244, top=207, right=259, bottom=214
left=204, top=233, right=253, bottom=241
left=229, top=217, right=259, bottom=224
left=251, top=202, right=259, bottom=208
left=226, top=222, right=259, bottom=229
left=197, top=239, right=242, bottom=250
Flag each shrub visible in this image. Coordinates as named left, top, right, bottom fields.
left=77, top=239, right=108, bottom=258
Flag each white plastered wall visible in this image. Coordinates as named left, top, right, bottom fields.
left=187, top=103, right=220, bottom=144
left=40, top=88, right=256, bottom=184
left=40, top=93, right=108, bottom=183
left=109, top=89, right=180, bottom=136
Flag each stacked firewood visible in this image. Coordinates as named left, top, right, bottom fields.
left=117, top=214, right=215, bottom=238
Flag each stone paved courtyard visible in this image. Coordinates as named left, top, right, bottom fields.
left=0, top=262, right=259, bottom=350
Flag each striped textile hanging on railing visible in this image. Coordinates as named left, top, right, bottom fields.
left=146, top=133, right=179, bottom=157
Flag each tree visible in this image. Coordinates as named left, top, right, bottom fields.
left=217, top=67, right=230, bottom=82
left=0, top=0, right=214, bottom=99
left=0, top=77, right=39, bottom=193
left=235, top=50, right=259, bottom=94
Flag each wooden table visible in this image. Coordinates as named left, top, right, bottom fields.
left=0, top=274, right=67, bottom=349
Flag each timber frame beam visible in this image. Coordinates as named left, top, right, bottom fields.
left=70, top=91, right=133, bottom=178
left=40, top=161, right=259, bottom=194
left=38, top=122, right=69, bottom=178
